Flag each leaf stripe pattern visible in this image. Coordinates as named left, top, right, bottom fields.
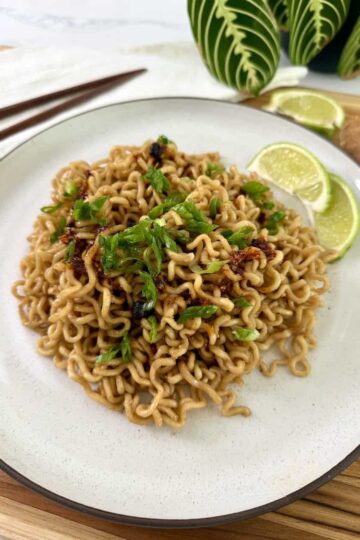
left=188, top=0, right=280, bottom=95
left=268, top=0, right=289, bottom=30
left=287, top=0, right=351, bottom=65
left=337, top=15, right=360, bottom=79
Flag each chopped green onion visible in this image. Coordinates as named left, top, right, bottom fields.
left=144, top=167, right=171, bottom=194
left=232, top=327, right=259, bottom=341
left=270, top=211, right=286, bottom=222
left=73, top=196, right=108, bottom=224
left=153, top=222, right=178, bottom=252
left=242, top=181, right=269, bottom=201
left=99, top=234, right=121, bottom=273
left=148, top=315, right=158, bottom=343
left=226, top=226, right=254, bottom=248
left=139, top=271, right=158, bottom=311
left=178, top=304, right=218, bottom=324
left=205, top=162, right=224, bottom=178
left=265, top=211, right=286, bottom=235
left=148, top=192, right=187, bottom=219
left=233, top=297, right=253, bottom=308
left=63, top=180, right=79, bottom=198
left=173, top=200, right=215, bottom=235
left=157, top=135, right=173, bottom=145
left=64, top=239, right=76, bottom=263
left=96, top=332, right=132, bottom=365
left=41, top=203, right=63, bottom=214
left=209, top=197, right=220, bottom=219
left=50, top=217, right=66, bottom=244
left=190, top=260, right=228, bottom=274
left=262, top=201, right=274, bottom=210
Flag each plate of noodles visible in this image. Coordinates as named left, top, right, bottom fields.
left=0, top=98, right=359, bottom=526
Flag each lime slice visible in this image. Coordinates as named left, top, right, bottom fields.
left=314, top=174, right=360, bottom=259
left=265, top=89, right=345, bottom=135
left=247, top=142, right=331, bottom=212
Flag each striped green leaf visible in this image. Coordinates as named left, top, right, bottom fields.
left=268, top=0, right=289, bottom=30
left=337, top=16, right=360, bottom=79
left=188, top=0, right=280, bottom=95
left=287, top=0, right=351, bottom=65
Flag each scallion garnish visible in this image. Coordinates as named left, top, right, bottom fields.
left=73, top=196, right=108, bottom=224
left=50, top=217, right=66, bottom=244
left=139, top=271, right=158, bottom=311
left=205, top=162, right=224, bottom=178
left=96, top=332, right=132, bottom=365
left=63, top=180, right=79, bottom=199
left=64, top=239, right=76, bottom=263
left=242, top=181, right=269, bottom=202
left=173, top=200, right=215, bottom=235
left=41, top=203, right=63, bottom=214
left=232, top=327, right=259, bottom=341
left=265, top=211, right=286, bottom=235
left=224, top=226, right=254, bottom=248
left=178, top=304, right=218, bottom=324
left=148, top=192, right=187, bottom=219
left=233, top=297, right=253, bottom=308
left=190, top=260, right=228, bottom=274
left=148, top=315, right=158, bottom=343
left=209, top=197, right=220, bottom=219
left=157, top=135, right=173, bottom=145
left=144, top=167, right=171, bottom=195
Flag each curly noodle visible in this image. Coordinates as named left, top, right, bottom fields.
left=12, top=139, right=332, bottom=427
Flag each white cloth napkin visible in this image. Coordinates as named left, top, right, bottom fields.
left=0, top=43, right=308, bottom=156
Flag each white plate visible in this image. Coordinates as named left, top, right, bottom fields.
left=0, top=98, right=359, bottom=527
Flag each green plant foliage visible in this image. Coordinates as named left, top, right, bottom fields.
left=287, top=0, right=351, bottom=65
left=337, top=16, right=360, bottom=78
left=187, top=0, right=280, bottom=95
left=268, top=0, right=288, bottom=30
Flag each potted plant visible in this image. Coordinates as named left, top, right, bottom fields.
left=187, top=0, right=360, bottom=95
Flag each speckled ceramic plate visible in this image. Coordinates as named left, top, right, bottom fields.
left=0, top=98, right=359, bottom=527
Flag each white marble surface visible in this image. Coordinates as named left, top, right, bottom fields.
left=0, top=0, right=359, bottom=95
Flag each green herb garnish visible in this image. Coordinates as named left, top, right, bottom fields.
left=99, top=234, right=121, bottom=273
left=63, top=180, right=79, bottom=199
left=209, top=197, right=220, bottom=219
left=205, top=162, right=224, bottom=178
left=178, top=304, right=218, bottom=324
left=233, top=297, right=253, bottom=308
left=148, top=192, right=187, bottom=219
left=262, top=201, right=274, bottom=210
left=50, top=217, right=66, bottom=244
left=64, top=239, right=76, bottom=263
left=96, top=332, right=132, bottom=365
left=242, top=181, right=269, bottom=202
left=225, top=226, right=254, bottom=248
left=190, top=260, right=228, bottom=274
left=140, top=271, right=158, bottom=311
left=157, top=134, right=173, bottom=145
left=153, top=222, right=178, bottom=252
left=232, top=327, right=260, bottom=341
left=173, top=200, right=215, bottom=235
left=148, top=315, right=158, bottom=343
left=73, top=196, right=108, bottom=224
left=41, top=203, right=63, bottom=214
left=144, top=167, right=171, bottom=195
left=265, top=211, right=286, bottom=235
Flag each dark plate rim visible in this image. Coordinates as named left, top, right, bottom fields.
left=1, top=96, right=359, bottom=529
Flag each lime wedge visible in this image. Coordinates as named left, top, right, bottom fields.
left=247, top=142, right=331, bottom=212
left=265, top=89, right=345, bottom=136
left=314, top=174, right=360, bottom=259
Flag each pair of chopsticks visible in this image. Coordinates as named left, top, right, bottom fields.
left=0, top=68, right=146, bottom=141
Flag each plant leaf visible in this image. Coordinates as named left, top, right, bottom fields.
left=287, top=0, right=350, bottom=65
left=268, top=0, right=289, bottom=30
left=187, top=0, right=280, bottom=95
left=337, top=16, right=360, bottom=79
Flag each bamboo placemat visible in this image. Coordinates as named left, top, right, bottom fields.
left=0, top=77, right=359, bottom=539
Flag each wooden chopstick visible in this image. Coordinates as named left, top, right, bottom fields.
left=0, top=68, right=146, bottom=119
left=0, top=68, right=146, bottom=141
